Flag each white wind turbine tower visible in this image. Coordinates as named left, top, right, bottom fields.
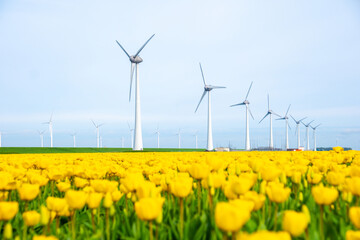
left=0, top=131, right=2, bottom=147
left=302, top=120, right=314, bottom=150
left=121, top=137, right=124, bottom=148
left=127, top=122, right=134, bottom=149
left=116, top=34, right=155, bottom=151
left=91, top=120, right=104, bottom=148
left=43, top=114, right=53, bottom=148
left=193, top=131, right=199, bottom=149
left=154, top=126, right=160, bottom=148
left=230, top=82, right=254, bottom=151
left=71, top=133, right=76, bottom=148
left=195, top=63, right=226, bottom=151
left=176, top=129, right=181, bottom=149
left=37, top=130, right=46, bottom=148
left=259, top=95, right=281, bottom=150
left=290, top=115, right=307, bottom=149
left=311, top=124, right=321, bottom=151
left=276, top=105, right=291, bottom=150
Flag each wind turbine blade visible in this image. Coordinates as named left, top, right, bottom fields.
left=290, top=115, right=297, bottom=123
left=195, top=90, right=207, bottom=113
left=91, top=119, right=97, bottom=128
left=230, top=103, right=244, bottom=107
left=288, top=123, right=292, bottom=130
left=245, top=81, right=253, bottom=100
left=199, top=63, right=206, bottom=86
left=98, top=123, right=104, bottom=127
left=267, top=94, right=270, bottom=111
left=272, top=112, right=282, bottom=118
left=315, top=123, right=321, bottom=129
left=127, top=122, right=131, bottom=130
left=50, top=112, right=53, bottom=122
left=299, top=117, right=307, bottom=122
left=308, top=120, right=315, bottom=125
left=285, top=104, right=291, bottom=117
left=209, top=86, right=226, bottom=89
left=134, top=34, right=155, bottom=57
left=301, top=121, right=306, bottom=127
left=129, top=63, right=135, bottom=101
left=248, top=107, right=255, bottom=120
left=115, top=40, right=130, bottom=58
left=276, top=117, right=284, bottom=120
left=259, top=113, right=269, bottom=124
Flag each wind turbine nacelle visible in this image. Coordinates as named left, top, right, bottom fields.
left=130, top=56, right=143, bottom=63
left=243, top=100, right=250, bottom=105
left=204, top=86, right=213, bottom=91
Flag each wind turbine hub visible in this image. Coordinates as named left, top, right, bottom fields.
left=204, top=86, right=212, bottom=91
left=130, top=55, right=143, bottom=63
left=243, top=100, right=249, bottom=105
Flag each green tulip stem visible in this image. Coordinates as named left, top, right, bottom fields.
left=231, top=231, right=236, bottom=240
left=106, top=208, right=110, bottom=240
left=71, top=211, right=76, bottom=240
left=149, top=221, right=153, bottom=240
left=22, top=225, right=27, bottom=240
left=197, top=181, right=201, bottom=214
left=180, top=198, right=184, bottom=240
left=273, top=204, right=278, bottom=230
left=91, top=210, right=96, bottom=233
left=320, top=205, right=324, bottom=240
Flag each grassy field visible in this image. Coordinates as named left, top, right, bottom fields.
left=0, top=147, right=206, bottom=154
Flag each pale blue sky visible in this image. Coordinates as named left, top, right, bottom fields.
left=0, top=0, right=359, bottom=149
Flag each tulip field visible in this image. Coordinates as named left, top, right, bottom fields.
left=0, top=147, right=360, bottom=240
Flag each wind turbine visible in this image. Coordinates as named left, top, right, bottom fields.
left=116, top=34, right=155, bottom=151
left=176, top=129, right=181, bottom=149
left=37, top=130, right=46, bottom=148
left=121, top=137, right=124, bottom=148
left=311, top=124, right=321, bottom=151
left=230, top=81, right=254, bottom=151
left=290, top=115, right=307, bottom=149
left=259, top=95, right=281, bottom=150
left=127, top=122, right=134, bottom=149
left=302, top=120, right=314, bottom=150
left=43, top=114, right=53, bottom=148
left=154, top=126, right=160, bottom=148
left=0, top=131, right=2, bottom=148
left=193, top=131, right=199, bottom=149
left=70, top=133, right=76, bottom=148
left=195, top=63, right=225, bottom=151
left=91, top=120, right=103, bottom=148
left=276, top=104, right=291, bottom=150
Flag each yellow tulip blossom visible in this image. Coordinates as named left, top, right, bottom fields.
left=74, top=177, right=89, bottom=188
left=282, top=210, right=309, bottom=237
left=241, top=191, right=266, bottom=211
left=18, top=183, right=40, bottom=201
left=40, top=205, right=50, bottom=225
left=3, top=222, right=12, bottom=239
left=327, top=172, right=345, bottom=186
left=349, top=207, right=360, bottom=229
left=134, top=197, right=164, bottom=221
left=22, top=210, right=41, bottom=227
left=346, top=230, right=360, bottom=240
left=65, top=190, right=87, bottom=210
left=46, top=197, right=67, bottom=212
left=311, top=184, right=338, bottom=205
left=215, top=202, right=251, bottom=232
left=266, top=182, right=291, bottom=203
left=86, top=192, right=103, bottom=209
left=169, top=176, right=193, bottom=198
left=56, top=182, right=71, bottom=192
left=32, top=235, right=59, bottom=240
left=0, top=201, right=19, bottom=221
left=237, top=230, right=291, bottom=240
left=189, top=163, right=210, bottom=180
left=103, top=192, right=113, bottom=208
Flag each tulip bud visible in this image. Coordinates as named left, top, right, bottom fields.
left=110, top=205, right=116, bottom=217
left=3, top=222, right=12, bottom=239
left=131, top=194, right=137, bottom=203
left=210, top=187, right=215, bottom=196
left=156, top=209, right=163, bottom=224
left=40, top=205, right=50, bottom=225
left=14, top=236, right=20, bottom=240
left=103, top=192, right=113, bottom=208
left=260, top=181, right=266, bottom=195
left=208, top=175, right=214, bottom=188
left=126, top=192, right=132, bottom=199
left=257, top=172, right=262, bottom=181
left=303, top=179, right=308, bottom=188
left=92, top=209, right=97, bottom=215
left=299, top=192, right=303, bottom=202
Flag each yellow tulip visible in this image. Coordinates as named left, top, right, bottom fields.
left=282, top=210, right=309, bottom=237
left=111, top=190, right=123, bottom=202
left=311, top=184, right=338, bottom=205
left=3, top=222, right=12, bottom=239
left=56, top=182, right=71, bottom=192
left=349, top=207, right=360, bottom=229
left=230, top=175, right=256, bottom=195
left=266, top=182, right=291, bottom=203
left=40, top=205, right=50, bottom=225
left=22, top=211, right=41, bottom=227
left=241, top=191, right=266, bottom=211
left=169, top=176, right=193, bottom=198
left=74, top=177, right=89, bottom=188
left=189, top=163, right=210, bottom=180
left=347, top=177, right=360, bottom=196
left=18, top=183, right=39, bottom=201
left=326, top=172, right=345, bottom=186
left=215, top=202, right=251, bottom=232
left=346, top=230, right=360, bottom=240
left=134, top=197, right=164, bottom=221
left=103, top=192, right=113, bottom=208
left=46, top=197, right=67, bottom=212
left=86, top=192, right=103, bottom=209
left=307, top=172, right=322, bottom=184
left=333, top=146, right=344, bottom=153
left=0, top=201, right=19, bottom=221
left=229, top=199, right=255, bottom=212
left=65, top=190, right=87, bottom=210
left=32, top=235, right=59, bottom=240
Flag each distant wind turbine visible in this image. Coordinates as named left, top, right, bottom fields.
left=193, top=131, right=199, bottom=149
left=311, top=124, right=321, bottom=151
left=127, top=122, right=134, bottom=149
left=116, top=34, right=155, bottom=150
left=0, top=131, right=2, bottom=148
left=121, top=137, right=124, bottom=148
left=71, top=133, right=76, bottom=148
left=91, top=120, right=104, bottom=148
left=176, top=129, right=181, bottom=149
left=38, top=130, right=46, bottom=148
left=195, top=63, right=225, bottom=151
left=302, top=120, right=314, bottom=150
left=43, top=113, right=53, bottom=148
left=230, top=81, right=254, bottom=151
left=276, top=104, right=291, bottom=150
left=290, top=115, right=307, bottom=149
left=259, top=95, right=281, bottom=149
left=154, top=126, right=160, bottom=148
